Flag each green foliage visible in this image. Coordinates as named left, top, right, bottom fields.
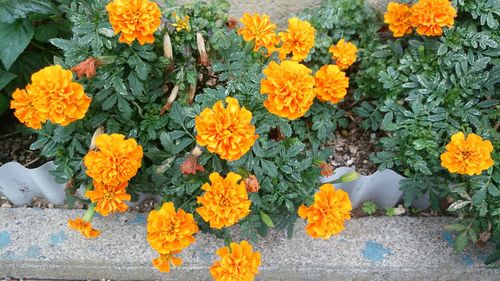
left=361, top=201, right=378, bottom=215
left=300, top=0, right=500, bottom=261
left=0, top=0, right=71, bottom=96
left=31, top=0, right=349, bottom=242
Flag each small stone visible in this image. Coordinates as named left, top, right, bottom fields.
left=394, top=204, right=406, bottom=216
left=335, top=146, right=344, bottom=152
left=349, top=145, right=358, bottom=154
left=1, top=202, right=12, bottom=208
left=18, top=155, right=25, bottom=162
left=363, top=160, right=369, bottom=164
left=48, top=203, right=54, bottom=209
left=346, top=159, right=354, bottom=166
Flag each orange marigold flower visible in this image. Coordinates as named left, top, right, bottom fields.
left=152, top=250, right=183, bottom=273
left=147, top=202, right=198, bottom=254
left=384, top=2, right=413, bottom=37
left=30, top=65, right=91, bottom=126
left=10, top=85, right=47, bottom=129
left=440, top=132, right=494, bottom=176
left=85, top=181, right=131, bottom=216
left=260, top=60, right=315, bottom=120
left=68, top=217, right=101, bottom=238
left=196, top=172, right=251, bottom=229
left=237, top=13, right=280, bottom=54
left=278, top=18, right=315, bottom=61
left=244, top=175, right=260, bottom=193
left=314, top=65, right=349, bottom=104
left=319, top=162, right=334, bottom=177
left=195, top=97, right=258, bottom=161
left=409, top=0, right=457, bottom=36
left=329, top=39, right=358, bottom=70
left=298, top=184, right=352, bottom=239
left=210, top=240, right=261, bottom=281
left=71, top=57, right=100, bottom=79
left=83, top=134, right=143, bottom=186
left=106, top=0, right=161, bottom=45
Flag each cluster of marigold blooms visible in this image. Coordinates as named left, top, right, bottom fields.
left=384, top=0, right=457, bottom=37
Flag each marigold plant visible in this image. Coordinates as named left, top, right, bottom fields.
left=278, top=17, right=316, bottom=61
left=314, top=65, right=349, bottom=104
left=210, top=241, right=261, bottom=281
left=409, top=0, right=457, bottom=36
left=328, top=39, right=358, bottom=70
left=195, top=97, right=258, bottom=161
left=196, top=172, right=251, bottom=229
left=83, top=134, right=143, bottom=186
left=106, top=0, right=161, bottom=45
left=260, top=60, right=315, bottom=120
left=237, top=13, right=280, bottom=54
left=298, top=184, right=352, bottom=239
left=384, top=2, right=413, bottom=37
left=440, top=132, right=494, bottom=176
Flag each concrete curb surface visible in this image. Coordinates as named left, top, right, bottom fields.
left=1, top=208, right=498, bottom=280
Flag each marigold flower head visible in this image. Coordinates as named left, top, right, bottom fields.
left=329, top=39, right=358, bottom=70
left=85, top=181, right=131, bottom=216
left=147, top=202, right=198, bottom=254
left=278, top=18, right=315, bottom=62
left=106, top=0, right=161, bottom=45
left=196, top=172, right=251, bottom=229
left=440, top=132, right=494, bottom=176
left=10, top=85, right=47, bottom=129
left=171, top=12, right=191, bottom=32
left=314, top=65, right=349, bottom=104
left=210, top=241, right=261, bottom=281
left=410, top=0, right=456, bottom=36
left=260, top=60, right=315, bottom=120
left=244, top=175, right=260, bottom=193
left=68, top=217, right=101, bottom=238
left=384, top=2, right=413, bottom=37
left=29, top=65, right=91, bottom=126
left=152, top=250, right=183, bottom=273
left=195, top=97, right=258, bottom=161
left=298, top=184, right=352, bottom=239
left=83, top=134, right=143, bottom=186
left=237, top=13, right=280, bottom=54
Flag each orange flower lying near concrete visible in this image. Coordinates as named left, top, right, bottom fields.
left=68, top=217, right=101, bottom=238
left=152, top=250, right=183, bottom=273
left=85, top=181, right=131, bottom=216
left=210, top=241, right=261, bottom=281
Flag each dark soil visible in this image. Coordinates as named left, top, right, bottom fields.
left=0, top=112, right=45, bottom=168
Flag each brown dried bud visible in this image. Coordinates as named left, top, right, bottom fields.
left=160, top=85, right=179, bottom=115
left=244, top=175, right=260, bottom=193
left=163, top=32, right=173, bottom=60
left=71, top=57, right=100, bottom=79
left=89, top=126, right=105, bottom=151
left=319, top=162, right=334, bottom=177
left=269, top=127, right=285, bottom=141
left=226, top=17, right=238, bottom=29
left=196, top=32, right=210, bottom=67
left=180, top=146, right=205, bottom=175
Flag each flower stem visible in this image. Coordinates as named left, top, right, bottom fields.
left=82, top=204, right=96, bottom=222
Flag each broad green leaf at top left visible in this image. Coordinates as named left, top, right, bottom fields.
left=0, top=0, right=60, bottom=23
left=0, top=19, right=34, bottom=70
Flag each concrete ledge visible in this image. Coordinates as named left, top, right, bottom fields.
left=1, top=208, right=498, bottom=280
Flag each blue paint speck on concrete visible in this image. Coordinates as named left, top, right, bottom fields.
left=362, top=240, right=392, bottom=262
left=50, top=231, right=66, bottom=245
left=0, top=231, right=11, bottom=250
left=462, top=255, right=474, bottom=266
left=26, top=245, right=41, bottom=259
left=128, top=214, right=147, bottom=225
left=442, top=231, right=454, bottom=246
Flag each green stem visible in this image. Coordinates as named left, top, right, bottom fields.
left=82, top=204, right=96, bottom=222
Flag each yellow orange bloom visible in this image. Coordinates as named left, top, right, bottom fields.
left=68, top=217, right=101, bottom=238
left=210, top=241, right=261, bottom=281
left=152, top=250, right=183, bottom=273
left=260, top=60, right=315, bottom=120
left=440, top=132, right=494, bottom=176
left=195, top=97, right=258, bottom=161
left=29, top=65, right=91, bottom=126
left=384, top=2, right=413, bottom=37
left=196, top=172, right=251, bottom=229
left=410, top=0, right=457, bottom=36
left=314, top=65, right=349, bottom=104
left=147, top=202, right=198, bottom=254
left=106, top=0, right=161, bottom=45
left=237, top=13, right=280, bottom=54
left=83, top=134, right=143, bottom=186
left=329, top=39, right=358, bottom=70
left=10, top=85, right=46, bottom=129
left=278, top=18, right=315, bottom=61
left=171, top=12, right=191, bottom=32
left=298, top=184, right=352, bottom=239
left=85, top=181, right=131, bottom=216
